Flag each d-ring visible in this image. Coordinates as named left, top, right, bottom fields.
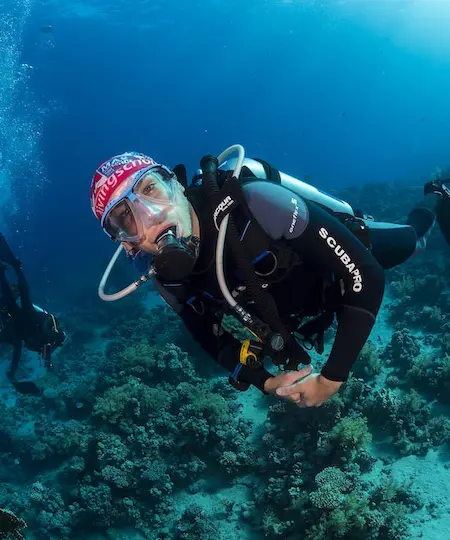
left=255, top=251, right=278, bottom=277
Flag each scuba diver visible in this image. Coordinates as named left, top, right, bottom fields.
left=89, top=145, right=450, bottom=408
left=0, top=234, right=66, bottom=395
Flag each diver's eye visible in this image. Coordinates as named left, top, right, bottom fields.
left=143, top=183, right=155, bottom=195
left=118, top=208, right=134, bottom=225
left=117, top=207, right=134, bottom=230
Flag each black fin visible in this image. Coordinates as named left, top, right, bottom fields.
left=436, top=197, right=450, bottom=245
left=12, top=381, right=42, bottom=395
left=173, top=164, right=187, bottom=188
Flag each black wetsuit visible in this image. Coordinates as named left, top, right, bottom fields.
left=152, top=173, right=436, bottom=393
left=0, top=261, right=62, bottom=382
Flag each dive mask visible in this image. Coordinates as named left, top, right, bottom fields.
left=101, top=165, right=179, bottom=243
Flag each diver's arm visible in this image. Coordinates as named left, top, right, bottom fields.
left=7, top=341, right=23, bottom=381
left=0, top=267, right=16, bottom=312
left=0, top=263, right=35, bottom=324
left=0, top=234, right=34, bottom=313
left=13, top=263, right=34, bottom=315
left=243, top=181, right=385, bottom=382
left=152, top=279, right=274, bottom=392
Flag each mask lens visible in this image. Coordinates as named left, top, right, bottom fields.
left=102, top=166, right=180, bottom=242
left=104, top=200, right=140, bottom=241
left=133, top=168, right=175, bottom=203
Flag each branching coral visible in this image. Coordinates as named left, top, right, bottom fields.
left=3, top=200, right=446, bottom=540
left=93, top=377, right=172, bottom=425
left=309, top=467, right=351, bottom=510
left=381, top=329, right=420, bottom=376
left=323, top=415, right=372, bottom=455
left=175, top=504, right=217, bottom=540
left=351, top=341, right=382, bottom=379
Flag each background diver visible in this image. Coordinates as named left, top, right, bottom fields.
left=0, top=234, right=66, bottom=395
left=89, top=145, right=450, bottom=408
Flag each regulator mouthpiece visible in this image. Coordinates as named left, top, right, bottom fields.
left=153, top=229, right=199, bottom=282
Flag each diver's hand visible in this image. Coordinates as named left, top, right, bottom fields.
left=263, top=366, right=313, bottom=402
left=275, top=373, right=342, bottom=408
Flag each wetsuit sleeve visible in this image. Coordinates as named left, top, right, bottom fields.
left=8, top=341, right=22, bottom=381
left=0, top=268, right=16, bottom=313
left=0, top=234, right=34, bottom=314
left=13, top=263, right=34, bottom=314
left=152, top=279, right=274, bottom=392
left=243, top=181, right=385, bottom=382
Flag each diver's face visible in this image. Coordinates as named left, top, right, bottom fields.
left=104, top=169, right=196, bottom=254
left=129, top=194, right=194, bottom=255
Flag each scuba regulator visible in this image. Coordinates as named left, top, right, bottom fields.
left=151, top=227, right=200, bottom=282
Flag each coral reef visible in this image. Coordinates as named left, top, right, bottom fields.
left=1, top=180, right=449, bottom=539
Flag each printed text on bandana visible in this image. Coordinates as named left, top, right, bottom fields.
left=93, top=157, right=155, bottom=218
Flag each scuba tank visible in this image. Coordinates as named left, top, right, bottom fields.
left=195, top=154, right=373, bottom=251
left=194, top=156, right=357, bottom=219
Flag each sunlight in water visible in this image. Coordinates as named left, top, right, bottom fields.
left=329, top=0, right=450, bottom=60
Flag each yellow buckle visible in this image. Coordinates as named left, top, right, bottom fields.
left=239, top=339, right=258, bottom=366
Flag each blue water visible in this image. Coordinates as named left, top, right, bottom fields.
left=1, top=1, right=450, bottom=539
left=5, top=0, right=448, bottom=298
